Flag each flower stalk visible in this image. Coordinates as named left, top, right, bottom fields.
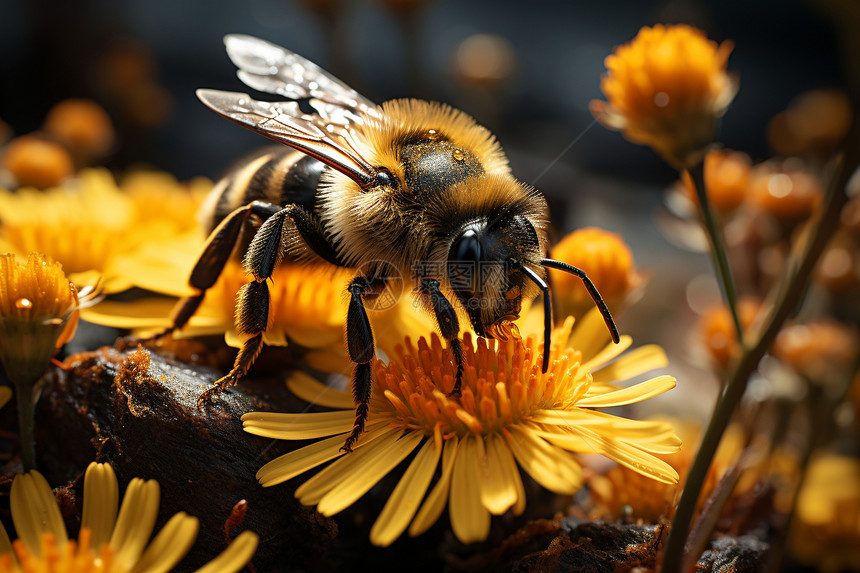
left=689, top=159, right=744, bottom=342
left=663, top=116, right=860, bottom=572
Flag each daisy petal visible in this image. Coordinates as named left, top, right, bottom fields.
left=317, top=431, right=423, bottom=516
left=129, top=512, right=199, bottom=573
left=10, top=470, right=69, bottom=554
left=577, top=376, right=676, bottom=407
left=590, top=345, right=669, bottom=384
left=409, top=437, right=458, bottom=537
left=581, top=336, right=633, bottom=372
left=295, top=427, right=402, bottom=506
left=286, top=371, right=354, bottom=409
left=242, top=410, right=356, bottom=439
left=371, top=438, right=442, bottom=547
left=575, top=425, right=680, bottom=484
left=449, top=435, right=491, bottom=544
left=193, top=531, right=260, bottom=573
left=81, top=462, right=119, bottom=549
left=110, top=478, right=160, bottom=569
left=256, top=421, right=388, bottom=486
left=479, top=434, right=519, bottom=515
left=505, top=426, right=583, bottom=494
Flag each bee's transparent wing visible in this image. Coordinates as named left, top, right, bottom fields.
left=223, top=34, right=382, bottom=125
left=197, top=89, right=376, bottom=186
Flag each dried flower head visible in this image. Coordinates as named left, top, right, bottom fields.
left=773, top=320, right=859, bottom=383
left=698, top=296, right=763, bottom=369
left=548, top=227, right=643, bottom=320
left=679, top=149, right=752, bottom=213
left=0, top=135, right=74, bottom=189
left=244, top=314, right=679, bottom=545
left=0, top=462, right=258, bottom=573
left=767, top=89, right=852, bottom=157
left=750, top=161, right=823, bottom=226
left=590, top=24, right=738, bottom=170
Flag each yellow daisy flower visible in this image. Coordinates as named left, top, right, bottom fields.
left=0, top=462, right=258, bottom=573
left=0, top=168, right=210, bottom=293
left=243, top=312, right=680, bottom=546
left=590, top=24, right=738, bottom=170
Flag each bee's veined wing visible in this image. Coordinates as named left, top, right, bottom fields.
left=197, top=89, right=376, bottom=186
left=223, top=34, right=382, bottom=124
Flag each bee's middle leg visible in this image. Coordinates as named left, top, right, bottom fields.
left=420, top=278, right=464, bottom=397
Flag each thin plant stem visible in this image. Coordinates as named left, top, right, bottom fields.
left=690, top=159, right=744, bottom=342
left=15, top=378, right=36, bottom=471
left=662, top=131, right=859, bottom=572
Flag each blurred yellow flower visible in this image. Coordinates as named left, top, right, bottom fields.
left=547, top=227, right=643, bottom=321
left=789, top=453, right=860, bottom=572
left=244, top=314, right=679, bottom=546
left=0, top=462, right=258, bottom=573
left=591, top=24, right=738, bottom=170
left=0, top=168, right=210, bottom=293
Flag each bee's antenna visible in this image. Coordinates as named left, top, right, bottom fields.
left=511, top=261, right=552, bottom=373
left=540, top=259, right=620, bottom=344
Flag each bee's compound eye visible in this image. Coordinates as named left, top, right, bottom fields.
left=450, top=228, right=483, bottom=264
left=373, top=168, right=399, bottom=190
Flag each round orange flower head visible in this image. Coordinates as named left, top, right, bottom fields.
left=749, top=161, right=823, bottom=227
left=591, top=24, right=738, bottom=170
left=679, top=149, right=752, bottom=213
left=244, top=314, right=680, bottom=546
left=0, top=253, right=80, bottom=385
left=699, top=296, right=762, bottom=369
left=0, top=462, right=258, bottom=573
left=548, top=227, right=642, bottom=320
left=42, top=98, right=115, bottom=163
left=0, top=135, right=74, bottom=189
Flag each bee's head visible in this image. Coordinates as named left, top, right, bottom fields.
left=438, top=176, right=620, bottom=373
left=446, top=214, right=544, bottom=341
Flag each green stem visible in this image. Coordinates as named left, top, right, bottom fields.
left=14, top=378, right=36, bottom=471
left=662, top=131, right=859, bottom=572
left=690, top=160, right=744, bottom=342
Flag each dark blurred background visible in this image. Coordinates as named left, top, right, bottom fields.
left=0, top=0, right=843, bottom=183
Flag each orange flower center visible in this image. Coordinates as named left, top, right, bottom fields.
left=371, top=332, right=590, bottom=438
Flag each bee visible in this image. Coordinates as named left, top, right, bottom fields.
left=165, top=34, right=619, bottom=452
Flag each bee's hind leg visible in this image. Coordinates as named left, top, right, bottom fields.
left=125, top=201, right=282, bottom=352
left=420, top=278, right=464, bottom=397
left=199, top=203, right=345, bottom=406
left=341, top=276, right=376, bottom=453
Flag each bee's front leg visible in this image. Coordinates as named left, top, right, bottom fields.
left=420, top=278, right=464, bottom=397
left=341, top=276, right=376, bottom=453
